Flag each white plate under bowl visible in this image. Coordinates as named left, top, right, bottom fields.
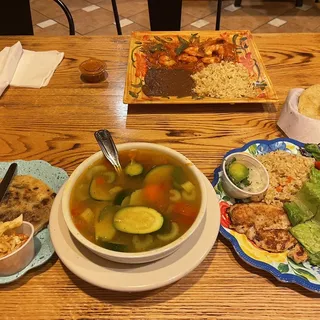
left=49, top=172, right=220, bottom=292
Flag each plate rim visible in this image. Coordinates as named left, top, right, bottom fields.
left=123, top=30, right=278, bottom=105
left=212, top=137, right=320, bottom=293
left=49, top=173, right=220, bottom=292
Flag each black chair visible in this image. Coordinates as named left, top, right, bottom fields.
left=233, top=0, right=315, bottom=8
left=0, top=0, right=75, bottom=35
left=147, top=0, right=222, bottom=31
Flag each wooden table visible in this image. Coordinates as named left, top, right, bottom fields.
left=1, top=34, right=319, bottom=320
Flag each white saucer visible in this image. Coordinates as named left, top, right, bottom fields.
left=49, top=173, right=220, bottom=292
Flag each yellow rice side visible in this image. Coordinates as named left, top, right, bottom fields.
left=256, top=151, right=315, bottom=207
left=191, top=61, right=255, bottom=99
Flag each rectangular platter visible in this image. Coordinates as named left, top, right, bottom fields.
left=123, top=30, right=278, bottom=105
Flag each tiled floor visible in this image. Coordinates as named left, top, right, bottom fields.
left=30, top=0, right=320, bottom=35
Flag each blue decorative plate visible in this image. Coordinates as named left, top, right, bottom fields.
left=212, top=138, right=320, bottom=293
left=0, top=160, right=68, bottom=284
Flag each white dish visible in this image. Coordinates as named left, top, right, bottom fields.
left=49, top=172, right=220, bottom=292
left=62, top=143, right=208, bottom=264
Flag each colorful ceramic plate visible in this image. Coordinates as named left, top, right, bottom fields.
left=212, top=138, right=320, bottom=293
left=0, top=160, right=68, bottom=284
left=124, top=30, right=278, bottom=104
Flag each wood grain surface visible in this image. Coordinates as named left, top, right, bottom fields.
left=1, top=34, right=320, bottom=320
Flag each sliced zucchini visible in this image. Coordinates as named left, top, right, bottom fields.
left=79, top=208, right=94, bottom=224
left=169, top=189, right=181, bottom=202
left=158, top=216, right=172, bottom=234
left=89, top=177, right=112, bottom=201
left=113, top=206, right=164, bottom=234
left=98, top=205, right=120, bottom=222
left=103, top=171, right=116, bottom=183
left=100, top=242, right=127, bottom=252
left=181, top=181, right=195, bottom=193
left=129, top=189, right=145, bottom=206
left=125, top=160, right=144, bottom=176
left=86, top=165, right=107, bottom=181
left=109, top=186, right=123, bottom=197
left=157, top=222, right=179, bottom=242
left=182, top=189, right=196, bottom=201
left=121, top=195, right=131, bottom=207
left=144, top=165, right=174, bottom=185
left=132, top=234, right=154, bottom=251
left=95, top=207, right=117, bottom=241
left=172, top=166, right=185, bottom=184
left=114, top=189, right=131, bottom=206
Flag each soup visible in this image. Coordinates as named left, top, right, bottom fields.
left=70, top=149, right=201, bottom=253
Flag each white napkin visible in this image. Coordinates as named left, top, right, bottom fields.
left=277, top=88, right=320, bottom=144
left=0, top=41, right=64, bottom=96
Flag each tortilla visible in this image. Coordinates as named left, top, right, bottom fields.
left=0, top=175, right=56, bottom=234
left=298, top=84, right=320, bottom=120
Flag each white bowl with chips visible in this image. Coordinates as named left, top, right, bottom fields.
left=0, top=220, right=35, bottom=276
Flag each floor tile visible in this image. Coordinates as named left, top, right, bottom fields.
left=33, top=23, right=70, bottom=36
left=31, top=0, right=93, bottom=18
left=37, top=19, right=57, bottom=29
left=224, top=4, right=242, bottom=12
left=281, top=7, right=320, bottom=31
left=181, top=12, right=199, bottom=27
left=129, top=9, right=150, bottom=28
left=215, top=7, right=274, bottom=30
left=297, top=4, right=313, bottom=11
left=31, top=9, right=49, bottom=25
left=55, top=8, right=116, bottom=35
left=182, top=0, right=216, bottom=18
left=99, top=0, right=148, bottom=18
left=268, top=17, right=287, bottom=27
left=253, top=20, right=314, bottom=33
left=117, top=18, right=133, bottom=28
left=86, top=0, right=104, bottom=3
left=191, top=19, right=210, bottom=28
left=82, top=5, right=100, bottom=12
left=86, top=22, right=147, bottom=35
left=248, top=1, right=295, bottom=16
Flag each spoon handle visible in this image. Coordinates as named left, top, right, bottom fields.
left=94, top=129, right=122, bottom=175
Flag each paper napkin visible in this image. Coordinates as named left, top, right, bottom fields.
left=0, top=41, right=64, bottom=97
left=277, top=88, right=320, bottom=144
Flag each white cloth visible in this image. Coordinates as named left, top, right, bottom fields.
left=277, top=88, right=320, bottom=144
left=0, top=41, right=64, bottom=96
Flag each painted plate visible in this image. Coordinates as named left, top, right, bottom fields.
left=124, top=30, right=278, bottom=104
left=0, top=160, right=68, bottom=284
left=212, top=138, right=320, bottom=293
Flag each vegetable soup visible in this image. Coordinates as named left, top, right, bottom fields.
left=70, top=149, right=201, bottom=253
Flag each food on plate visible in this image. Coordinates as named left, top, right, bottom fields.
left=131, top=32, right=265, bottom=100
left=0, top=175, right=56, bottom=233
left=0, top=215, right=29, bottom=258
left=70, top=149, right=201, bottom=253
left=298, top=84, right=320, bottom=120
left=191, top=62, right=255, bottom=99
left=256, top=151, right=314, bottom=207
left=228, top=203, right=299, bottom=253
left=223, top=145, right=320, bottom=265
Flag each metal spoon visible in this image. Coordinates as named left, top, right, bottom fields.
left=94, top=129, right=122, bottom=175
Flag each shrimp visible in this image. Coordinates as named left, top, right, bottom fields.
left=183, top=46, right=203, bottom=57
left=177, top=54, right=198, bottom=63
left=202, top=56, right=221, bottom=64
left=158, top=55, right=176, bottom=67
left=203, top=44, right=219, bottom=56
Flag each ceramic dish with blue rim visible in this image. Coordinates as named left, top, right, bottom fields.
left=0, top=160, right=68, bottom=284
left=212, top=138, right=320, bottom=293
